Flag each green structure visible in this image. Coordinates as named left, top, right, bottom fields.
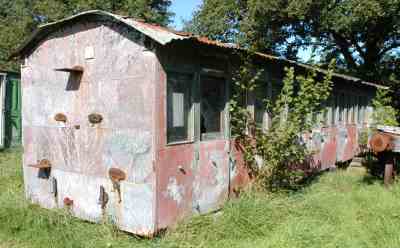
left=0, top=69, right=21, bottom=148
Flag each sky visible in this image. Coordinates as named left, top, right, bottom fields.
left=170, top=0, right=313, bottom=61
left=170, top=0, right=203, bottom=30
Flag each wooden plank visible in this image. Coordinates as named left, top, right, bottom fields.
left=384, top=163, right=394, bottom=187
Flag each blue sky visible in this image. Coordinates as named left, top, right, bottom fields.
left=170, top=0, right=313, bottom=61
left=171, top=0, right=202, bottom=30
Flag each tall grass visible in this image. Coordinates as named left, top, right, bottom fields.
left=1, top=150, right=400, bottom=248
left=0, top=150, right=158, bottom=248
left=165, top=168, right=400, bottom=248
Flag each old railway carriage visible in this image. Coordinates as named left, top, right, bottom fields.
left=14, top=10, right=380, bottom=235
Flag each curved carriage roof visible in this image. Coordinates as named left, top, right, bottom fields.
left=12, top=10, right=384, bottom=89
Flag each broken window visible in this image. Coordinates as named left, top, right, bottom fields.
left=167, top=72, right=193, bottom=143
left=200, top=76, right=226, bottom=140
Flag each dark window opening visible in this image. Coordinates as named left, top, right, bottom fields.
left=200, top=76, right=226, bottom=140
left=255, top=82, right=268, bottom=126
left=167, top=72, right=193, bottom=143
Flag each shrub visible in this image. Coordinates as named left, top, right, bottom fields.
left=230, top=55, right=335, bottom=190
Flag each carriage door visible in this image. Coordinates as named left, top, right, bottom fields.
left=193, top=73, right=229, bottom=213
left=0, top=74, right=6, bottom=148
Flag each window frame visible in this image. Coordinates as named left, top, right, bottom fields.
left=199, top=70, right=228, bottom=141
left=165, top=69, right=196, bottom=146
left=165, top=67, right=229, bottom=145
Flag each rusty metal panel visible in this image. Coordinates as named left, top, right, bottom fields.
left=193, top=140, right=229, bottom=214
left=319, top=127, right=337, bottom=169
left=156, top=145, right=195, bottom=229
left=229, top=140, right=251, bottom=193
left=341, top=125, right=358, bottom=161
left=22, top=20, right=157, bottom=235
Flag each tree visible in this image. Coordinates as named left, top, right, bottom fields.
left=0, top=0, right=173, bottom=70
left=185, top=0, right=400, bottom=83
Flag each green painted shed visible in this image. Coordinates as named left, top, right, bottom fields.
left=0, top=69, right=21, bottom=148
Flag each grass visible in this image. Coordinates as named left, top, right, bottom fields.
left=1, top=150, right=400, bottom=247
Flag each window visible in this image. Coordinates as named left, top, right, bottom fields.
left=354, top=96, right=359, bottom=124
left=348, top=94, right=354, bottom=124
left=167, top=72, right=193, bottom=143
left=200, top=76, right=226, bottom=140
left=254, top=81, right=268, bottom=126
left=333, top=94, right=339, bottom=125
left=324, top=97, right=334, bottom=126
left=343, top=93, right=349, bottom=124
left=358, top=96, right=366, bottom=124
left=337, top=94, right=343, bottom=123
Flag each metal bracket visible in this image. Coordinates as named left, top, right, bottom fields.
left=54, top=113, right=67, bottom=123
left=108, top=168, right=126, bottom=203
left=98, top=185, right=109, bottom=209
left=49, top=177, right=57, bottom=197
left=88, top=113, right=103, bottom=124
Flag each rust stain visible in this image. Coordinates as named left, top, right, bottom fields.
left=88, top=113, right=103, bottom=124
left=109, top=168, right=127, bottom=182
left=54, top=113, right=67, bottom=123
left=370, top=132, right=393, bottom=153
left=28, top=159, right=52, bottom=169
left=63, top=197, right=74, bottom=206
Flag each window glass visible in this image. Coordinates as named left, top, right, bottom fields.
left=200, top=76, right=226, bottom=140
left=333, top=94, right=339, bottom=125
left=329, top=96, right=335, bottom=126
left=358, top=96, right=366, bottom=124
left=354, top=96, right=359, bottom=124
left=348, top=95, right=354, bottom=124
left=343, top=93, right=349, bottom=124
left=322, top=97, right=334, bottom=126
left=254, top=81, right=268, bottom=126
left=167, top=72, right=193, bottom=143
left=337, top=94, right=343, bottom=123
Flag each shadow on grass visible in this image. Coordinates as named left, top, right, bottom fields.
left=297, top=170, right=326, bottom=189
left=361, top=174, right=384, bottom=185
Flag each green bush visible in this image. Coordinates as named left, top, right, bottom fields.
left=230, top=57, right=335, bottom=190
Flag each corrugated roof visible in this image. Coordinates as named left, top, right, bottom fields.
left=12, top=10, right=385, bottom=89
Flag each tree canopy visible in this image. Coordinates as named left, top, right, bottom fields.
left=0, top=0, right=173, bottom=70
left=185, top=0, right=400, bottom=84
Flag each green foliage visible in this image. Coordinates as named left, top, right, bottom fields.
left=182, top=0, right=243, bottom=43
left=0, top=0, right=173, bottom=70
left=230, top=55, right=334, bottom=190
left=229, top=51, right=264, bottom=173
left=258, top=63, right=334, bottom=190
left=185, top=0, right=399, bottom=83
left=358, top=128, right=370, bottom=152
left=371, top=88, right=399, bottom=126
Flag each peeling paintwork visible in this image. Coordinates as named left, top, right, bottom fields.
left=164, top=177, right=185, bottom=204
